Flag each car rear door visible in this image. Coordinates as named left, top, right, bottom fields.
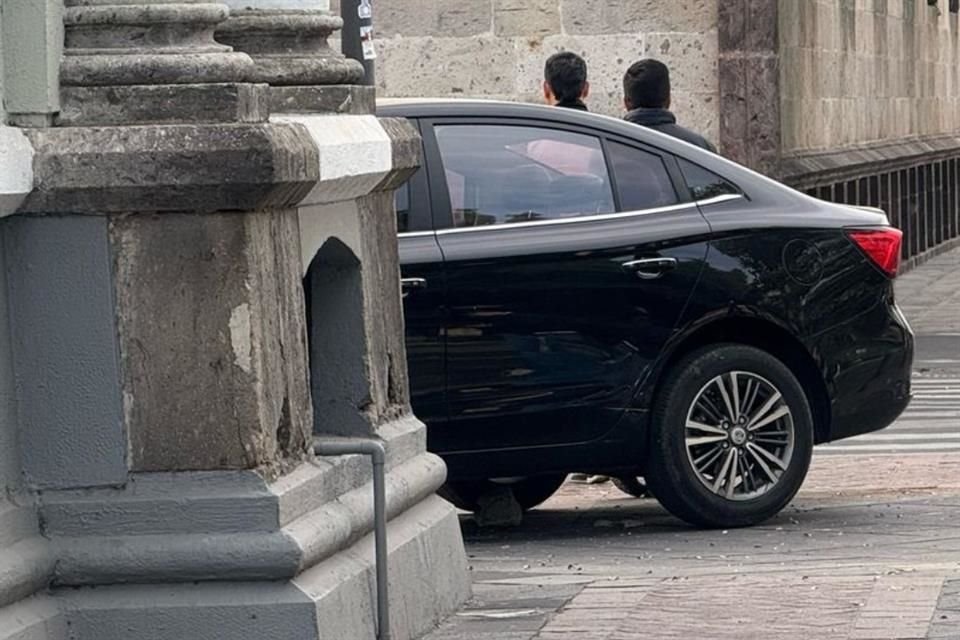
left=423, top=117, right=711, bottom=455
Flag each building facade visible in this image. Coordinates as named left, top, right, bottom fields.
left=364, top=0, right=960, bottom=267
left=0, top=1, right=469, bottom=638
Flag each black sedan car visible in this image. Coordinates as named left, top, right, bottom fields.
left=379, top=99, right=913, bottom=528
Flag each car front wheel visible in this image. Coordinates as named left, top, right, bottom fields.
left=645, top=344, right=814, bottom=528
left=438, top=474, right=567, bottom=513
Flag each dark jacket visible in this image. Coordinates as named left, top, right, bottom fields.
left=556, top=98, right=589, bottom=111
left=624, top=108, right=716, bottom=153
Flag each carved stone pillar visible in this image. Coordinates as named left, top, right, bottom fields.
left=0, top=0, right=470, bottom=638
left=217, top=2, right=371, bottom=114
left=58, top=0, right=263, bottom=125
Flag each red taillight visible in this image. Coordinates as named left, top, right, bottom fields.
left=846, top=228, right=902, bottom=278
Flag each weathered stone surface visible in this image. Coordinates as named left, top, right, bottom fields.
left=356, top=190, right=411, bottom=422
left=643, top=31, right=718, bottom=92
left=270, top=85, right=375, bottom=115
left=671, top=90, right=720, bottom=147
left=61, top=2, right=254, bottom=86
left=20, top=123, right=318, bottom=214
left=302, top=192, right=410, bottom=436
left=377, top=36, right=518, bottom=98
left=375, top=117, right=421, bottom=191
left=113, top=209, right=312, bottom=473
left=494, top=0, right=560, bottom=38
left=718, top=0, right=779, bottom=174
left=57, top=83, right=268, bottom=126
left=560, top=0, right=717, bottom=35
left=780, top=0, right=960, bottom=153
left=216, top=10, right=364, bottom=86
left=515, top=34, right=647, bottom=116
left=361, top=0, right=492, bottom=39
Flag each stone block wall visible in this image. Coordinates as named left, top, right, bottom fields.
left=333, top=0, right=721, bottom=143
left=780, top=0, right=960, bottom=154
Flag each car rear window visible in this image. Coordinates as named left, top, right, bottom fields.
left=606, top=141, right=679, bottom=211
left=434, top=124, right=616, bottom=228
left=677, top=158, right=742, bottom=201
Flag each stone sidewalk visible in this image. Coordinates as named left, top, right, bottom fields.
left=420, top=454, right=960, bottom=640
left=897, top=247, right=960, bottom=336
left=418, top=247, right=960, bottom=640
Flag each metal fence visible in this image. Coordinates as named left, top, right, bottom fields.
left=797, top=159, right=960, bottom=270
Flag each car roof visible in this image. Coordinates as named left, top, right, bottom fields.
left=377, top=98, right=694, bottom=154
left=375, top=98, right=803, bottom=208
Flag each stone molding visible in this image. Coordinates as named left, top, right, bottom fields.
left=57, top=82, right=270, bottom=127
left=0, top=536, right=53, bottom=610
left=216, top=9, right=363, bottom=86
left=61, top=2, right=254, bottom=87
left=17, top=122, right=317, bottom=215
left=51, top=495, right=467, bottom=640
left=0, top=594, right=64, bottom=639
left=5, top=112, right=417, bottom=217
left=273, top=113, right=391, bottom=207
left=782, top=134, right=960, bottom=189
left=33, top=417, right=443, bottom=585
left=0, top=128, right=35, bottom=217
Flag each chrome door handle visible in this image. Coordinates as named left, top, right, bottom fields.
left=400, top=277, right=427, bottom=298
left=621, top=257, right=678, bottom=280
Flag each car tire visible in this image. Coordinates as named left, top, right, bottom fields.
left=438, top=474, right=567, bottom=512
left=612, top=476, right=650, bottom=498
left=645, top=344, right=814, bottom=529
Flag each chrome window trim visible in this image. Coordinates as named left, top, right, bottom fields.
left=396, top=194, right=743, bottom=239
left=397, top=230, right=436, bottom=239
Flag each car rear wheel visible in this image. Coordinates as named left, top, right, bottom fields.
left=438, top=474, right=567, bottom=513
left=645, top=344, right=814, bottom=528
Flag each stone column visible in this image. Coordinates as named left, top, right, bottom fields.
left=0, top=0, right=469, bottom=638
left=58, top=0, right=262, bottom=126
left=718, top=0, right=782, bottom=178
left=217, top=0, right=371, bottom=114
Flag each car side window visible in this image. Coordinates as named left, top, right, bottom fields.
left=434, top=124, right=616, bottom=228
left=677, top=158, right=741, bottom=201
left=606, top=141, right=678, bottom=211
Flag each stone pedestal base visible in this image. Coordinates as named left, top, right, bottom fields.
left=54, top=497, right=466, bottom=640
left=0, top=417, right=470, bottom=640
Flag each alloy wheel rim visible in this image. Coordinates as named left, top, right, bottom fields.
left=684, top=371, right=795, bottom=502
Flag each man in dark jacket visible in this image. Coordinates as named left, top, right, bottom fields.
left=543, top=51, right=590, bottom=111
left=622, top=59, right=716, bottom=152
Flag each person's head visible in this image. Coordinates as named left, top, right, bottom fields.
left=543, top=52, right=590, bottom=106
left=623, top=59, right=671, bottom=111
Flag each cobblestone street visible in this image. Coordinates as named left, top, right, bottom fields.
left=419, top=248, right=960, bottom=640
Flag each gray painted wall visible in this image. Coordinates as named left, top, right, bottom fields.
left=3, top=216, right=127, bottom=489
left=0, top=0, right=6, bottom=124
left=0, top=232, right=20, bottom=489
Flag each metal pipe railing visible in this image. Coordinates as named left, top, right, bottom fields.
left=313, top=437, right=390, bottom=640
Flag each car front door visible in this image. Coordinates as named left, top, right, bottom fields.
left=423, top=118, right=711, bottom=458
left=397, top=161, right=448, bottom=425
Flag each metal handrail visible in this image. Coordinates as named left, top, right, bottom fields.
left=313, top=437, right=390, bottom=640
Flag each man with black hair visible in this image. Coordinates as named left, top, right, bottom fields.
left=527, top=51, right=603, bottom=179
left=622, top=58, right=716, bottom=152
left=543, top=51, right=590, bottom=111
